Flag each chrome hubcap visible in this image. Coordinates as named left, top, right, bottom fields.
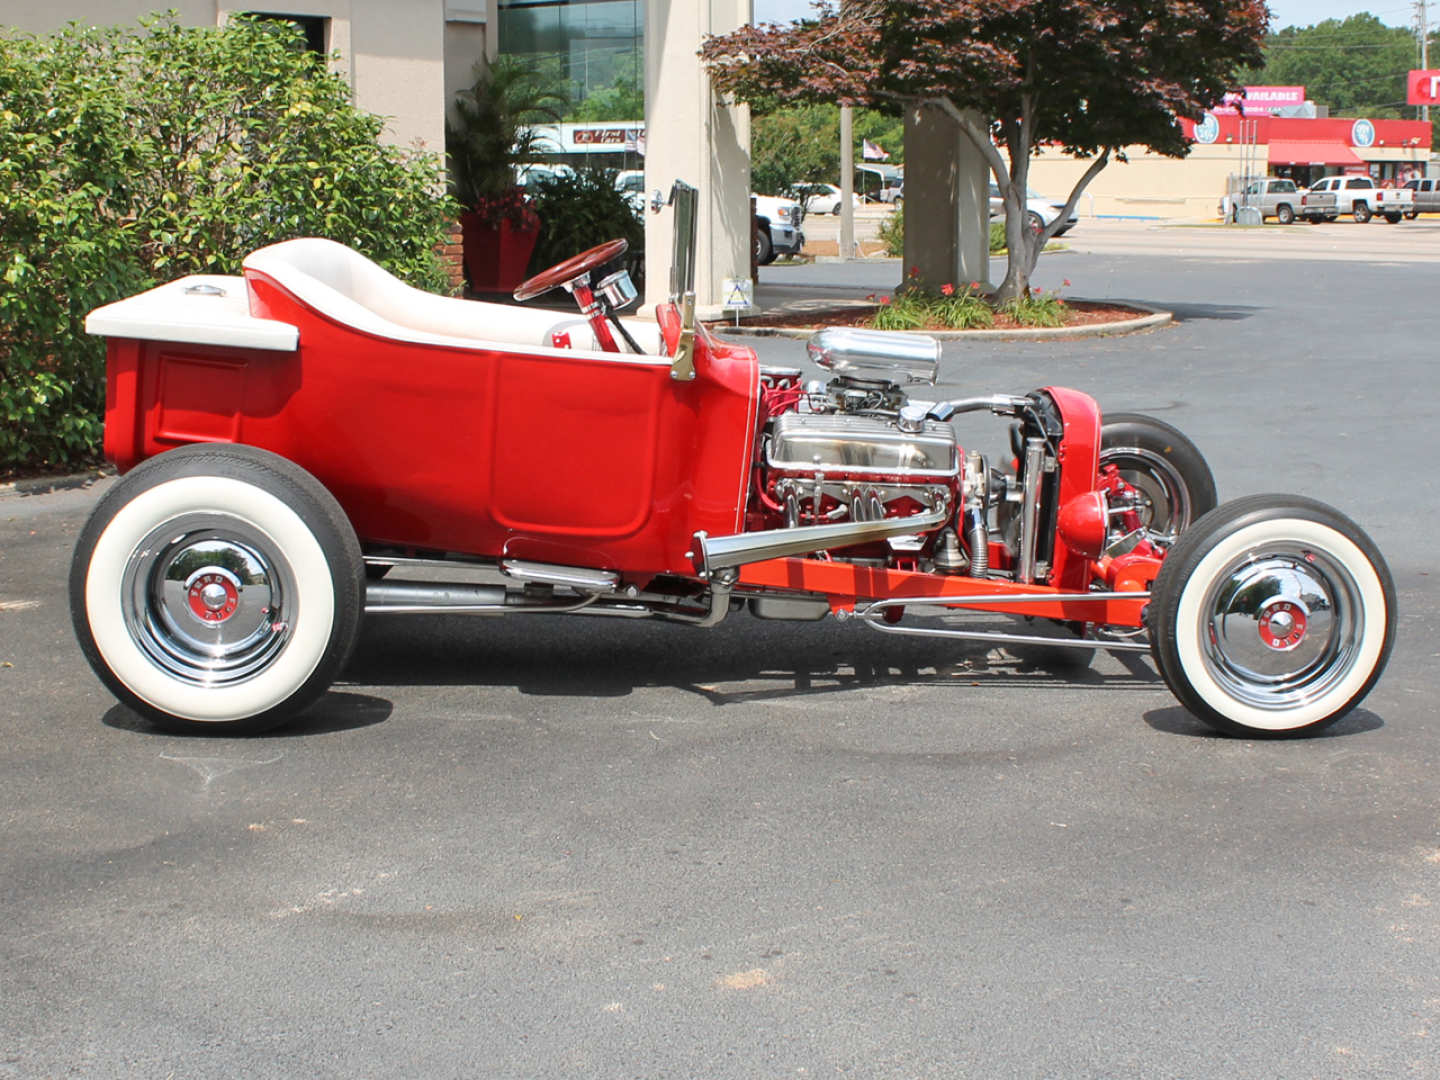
left=120, top=514, right=296, bottom=687
left=1199, top=545, right=1362, bottom=711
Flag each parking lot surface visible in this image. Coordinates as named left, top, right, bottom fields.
left=3, top=223, right=1437, bottom=1079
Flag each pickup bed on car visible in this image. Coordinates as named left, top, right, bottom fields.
left=1299, top=175, right=1413, bottom=223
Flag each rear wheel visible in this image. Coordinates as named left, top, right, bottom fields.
left=1404, top=209, right=1419, bottom=220
left=1383, top=212, right=1402, bottom=224
left=1352, top=202, right=1372, bottom=223
left=1276, top=204, right=1295, bottom=225
left=1099, top=413, right=1217, bottom=546
left=1024, top=210, right=1045, bottom=236
left=70, top=444, right=365, bottom=735
left=1148, top=495, right=1395, bottom=738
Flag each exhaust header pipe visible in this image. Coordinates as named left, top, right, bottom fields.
left=692, top=501, right=949, bottom=576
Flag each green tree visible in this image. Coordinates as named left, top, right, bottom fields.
left=0, top=15, right=453, bottom=471
left=751, top=104, right=904, bottom=196
left=1248, top=14, right=1428, bottom=121
left=703, top=0, right=1266, bottom=301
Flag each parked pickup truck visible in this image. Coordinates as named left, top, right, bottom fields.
left=1298, top=187, right=1338, bottom=222
left=1219, top=178, right=1303, bottom=224
left=753, top=194, right=805, bottom=265
left=1401, top=177, right=1439, bottom=218
left=1299, top=175, right=1413, bottom=223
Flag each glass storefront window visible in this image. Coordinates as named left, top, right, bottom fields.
left=497, top=0, right=643, bottom=108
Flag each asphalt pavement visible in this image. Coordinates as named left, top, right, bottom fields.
left=3, top=219, right=1437, bottom=1079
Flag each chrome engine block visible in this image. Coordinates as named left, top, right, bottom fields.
left=763, top=410, right=959, bottom=526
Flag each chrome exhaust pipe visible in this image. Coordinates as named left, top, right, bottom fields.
left=365, top=581, right=596, bottom=616
left=692, top=501, right=949, bottom=576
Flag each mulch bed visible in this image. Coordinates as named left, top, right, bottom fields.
left=719, top=300, right=1146, bottom=333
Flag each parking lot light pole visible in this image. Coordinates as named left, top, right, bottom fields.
left=840, top=104, right=855, bottom=259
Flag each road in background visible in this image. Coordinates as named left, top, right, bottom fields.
left=3, top=224, right=1437, bottom=1079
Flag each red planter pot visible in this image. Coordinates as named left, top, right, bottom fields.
left=459, top=211, right=540, bottom=293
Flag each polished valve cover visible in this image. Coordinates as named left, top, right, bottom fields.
left=765, top=411, right=959, bottom=482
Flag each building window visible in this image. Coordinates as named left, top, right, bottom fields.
left=244, top=12, right=330, bottom=54
left=497, top=0, right=643, bottom=111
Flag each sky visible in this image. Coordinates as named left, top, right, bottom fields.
left=751, top=1, right=1415, bottom=31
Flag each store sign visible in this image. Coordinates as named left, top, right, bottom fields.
left=570, top=126, right=645, bottom=152
left=1350, top=119, right=1376, bottom=148
left=526, top=123, right=646, bottom=155
left=1408, top=69, right=1440, bottom=106
left=1193, top=113, right=1220, bottom=144
left=1211, top=85, right=1305, bottom=116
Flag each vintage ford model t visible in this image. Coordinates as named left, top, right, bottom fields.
left=73, top=185, right=1395, bottom=739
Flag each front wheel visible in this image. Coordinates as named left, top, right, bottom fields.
left=1099, top=413, right=1217, bottom=545
left=1147, top=495, right=1395, bottom=738
left=1024, top=210, right=1045, bottom=237
left=753, top=223, right=772, bottom=266
left=1383, top=212, right=1402, bottom=224
left=1352, top=202, right=1372, bottom=223
left=70, top=444, right=365, bottom=735
left=1404, top=209, right=1419, bottom=220
left=1276, top=204, right=1295, bottom=225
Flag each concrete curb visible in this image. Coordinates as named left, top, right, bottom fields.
left=0, top=467, right=114, bottom=499
left=710, top=301, right=1172, bottom=342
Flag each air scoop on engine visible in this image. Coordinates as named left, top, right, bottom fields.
left=806, top=327, right=940, bottom=386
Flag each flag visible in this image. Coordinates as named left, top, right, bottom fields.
left=862, top=138, right=889, bottom=161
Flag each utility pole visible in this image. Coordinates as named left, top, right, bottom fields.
left=839, top=105, right=855, bottom=259
left=1420, top=0, right=1431, bottom=123
left=836, top=0, right=855, bottom=260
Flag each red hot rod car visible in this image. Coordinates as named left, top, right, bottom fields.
left=72, top=200, right=1395, bottom=739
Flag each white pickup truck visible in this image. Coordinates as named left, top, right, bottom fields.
left=1298, top=175, right=1413, bottom=223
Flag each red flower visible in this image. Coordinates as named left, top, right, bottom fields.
left=969, top=281, right=980, bottom=290
left=1062, top=278, right=1071, bottom=287
left=908, top=265, right=920, bottom=277
left=879, top=295, right=891, bottom=305
left=941, top=283, right=955, bottom=296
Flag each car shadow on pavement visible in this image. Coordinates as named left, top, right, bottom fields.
left=1142, top=705, right=1384, bottom=739
left=344, top=614, right=1163, bottom=707
left=100, top=691, right=393, bottom=738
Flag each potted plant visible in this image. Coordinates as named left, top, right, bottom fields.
left=446, top=56, right=566, bottom=292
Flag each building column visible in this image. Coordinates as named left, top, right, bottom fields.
left=643, top=0, right=753, bottom=317
left=902, top=103, right=989, bottom=290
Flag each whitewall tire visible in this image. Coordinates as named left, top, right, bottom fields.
left=70, top=445, right=364, bottom=734
left=1148, top=495, right=1395, bottom=738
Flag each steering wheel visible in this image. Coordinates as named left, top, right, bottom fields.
left=513, top=238, right=629, bottom=302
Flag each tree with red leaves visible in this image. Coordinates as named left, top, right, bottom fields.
left=702, top=0, right=1266, bottom=300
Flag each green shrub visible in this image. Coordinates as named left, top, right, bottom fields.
left=525, top=170, right=644, bottom=283
left=0, top=15, right=454, bottom=472
left=989, top=221, right=1007, bottom=253
left=1000, top=288, right=1068, bottom=327
left=866, top=281, right=993, bottom=331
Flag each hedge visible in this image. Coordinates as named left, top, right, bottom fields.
left=0, top=15, right=455, bottom=471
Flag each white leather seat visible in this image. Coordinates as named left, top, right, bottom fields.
left=242, top=237, right=660, bottom=356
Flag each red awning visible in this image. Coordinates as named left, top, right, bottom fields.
left=1267, top=140, right=1363, bottom=166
